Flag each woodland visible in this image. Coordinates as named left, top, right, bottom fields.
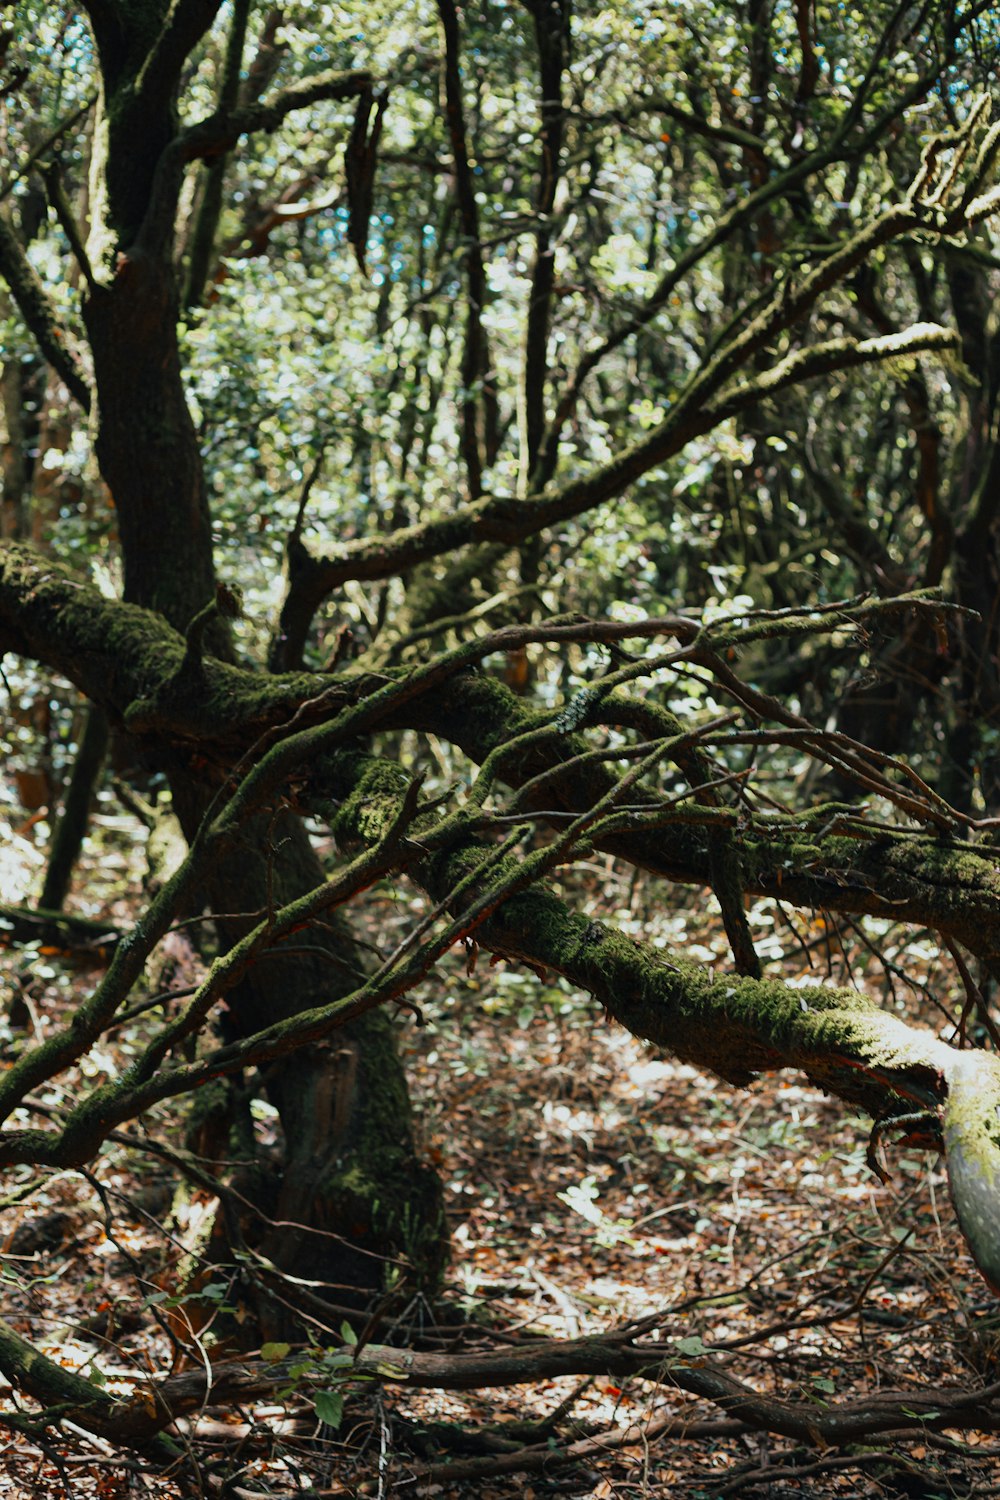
left=3, top=0, right=1000, bottom=1494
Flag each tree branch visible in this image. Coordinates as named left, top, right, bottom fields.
left=4, top=544, right=1000, bottom=1280
left=3, top=541, right=998, bottom=969
left=63, top=1334, right=1000, bottom=1449
left=437, top=0, right=498, bottom=496
left=260, top=316, right=960, bottom=603
left=0, top=212, right=92, bottom=411
left=132, top=0, right=223, bottom=114
left=39, top=159, right=97, bottom=293
left=320, top=745, right=1000, bottom=1291
left=137, top=67, right=373, bottom=257
left=519, top=0, right=568, bottom=492
left=182, top=0, right=251, bottom=310
left=176, top=68, right=376, bottom=164
left=0, top=94, right=97, bottom=203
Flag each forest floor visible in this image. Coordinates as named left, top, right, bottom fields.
left=1, top=804, right=1000, bottom=1498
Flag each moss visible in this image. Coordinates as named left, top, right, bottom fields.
left=269, top=1009, right=448, bottom=1311
left=8, top=541, right=1000, bottom=962
left=943, top=1050, right=1000, bottom=1292
left=404, top=668, right=545, bottom=758
left=317, top=753, right=956, bottom=1102
left=84, top=100, right=116, bottom=277
left=328, top=756, right=411, bottom=846
left=945, top=1051, right=1000, bottom=1174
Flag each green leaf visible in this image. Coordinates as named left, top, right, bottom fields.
left=261, top=1341, right=291, bottom=1361
left=674, top=1335, right=707, bottom=1357
left=340, top=1321, right=358, bottom=1346
left=314, top=1390, right=344, bottom=1429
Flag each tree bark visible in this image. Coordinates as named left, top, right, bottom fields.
left=25, top=17, right=452, bottom=1315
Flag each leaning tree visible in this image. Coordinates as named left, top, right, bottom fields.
left=3, top=0, right=1000, bottom=1470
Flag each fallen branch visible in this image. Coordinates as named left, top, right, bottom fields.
left=0, top=903, right=119, bottom=958
left=38, top=1330, right=1000, bottom=1452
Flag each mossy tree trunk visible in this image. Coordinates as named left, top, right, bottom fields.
left=0, top=0, right=448, bottom=1317
left=165, top=789, right=448, bottom=1329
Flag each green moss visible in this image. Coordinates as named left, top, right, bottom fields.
left=298, top=1009, right=449, bottom=1297
left=943, top=1051, right=1000, bottom=1292
left=945, top=1052, right=1000, bottom=1173
left=326, top=755, right=410, bottom=846
left=85, top=106, right=116, bottom=277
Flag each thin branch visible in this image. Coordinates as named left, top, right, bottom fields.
left=137, top=69, right=374, bottom=258
left=0, top=93, right=97, bottom=203
left=0, top=212, right=92, bottom=411
left=39, top=160, right=97, bottom=293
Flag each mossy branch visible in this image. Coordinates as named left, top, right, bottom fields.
left=706, top=324, right=965, bottom=424
left=318, top=746, right=1000, bottom=1294
left=179, top=580, right=243, bottom=676
left=3, top=544, right=1000, bottom=1282
left=0, top=1311, right=179, bottom=1458
left=3, top=542, right=1000, bottom=964
left=138, top=68, right=374, bottom=257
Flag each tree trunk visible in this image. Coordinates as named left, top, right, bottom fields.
left=167, top=787, right=448, bottom=1329
left=68, top=86, right=448, bottom=1316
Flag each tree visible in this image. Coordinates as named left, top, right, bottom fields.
left=2, top=0, right=1000, bottom=1475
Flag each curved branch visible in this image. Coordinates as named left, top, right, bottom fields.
left=3, top=541, right=1000, bottom=965
left=322, top=746, right=1000, bottom=1292
left=270, top=318, right=958, bottom=609
left=3, top=542, right=1000, bottom=1280
left=0, top=212, right=92, bottom=411
left=136, top=68, right=374, bottom=257
left=176, top=68, right=376, bottom=164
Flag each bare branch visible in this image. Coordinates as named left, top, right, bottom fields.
left=0, top=210, right=92, bottom=411
left=176, top=68, right=376, bottom=164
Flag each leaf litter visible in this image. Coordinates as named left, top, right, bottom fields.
left=0, top=812, right=998, bottom=1496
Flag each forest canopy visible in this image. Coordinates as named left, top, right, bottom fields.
left=3, top=0, right=1000, bottom=1491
